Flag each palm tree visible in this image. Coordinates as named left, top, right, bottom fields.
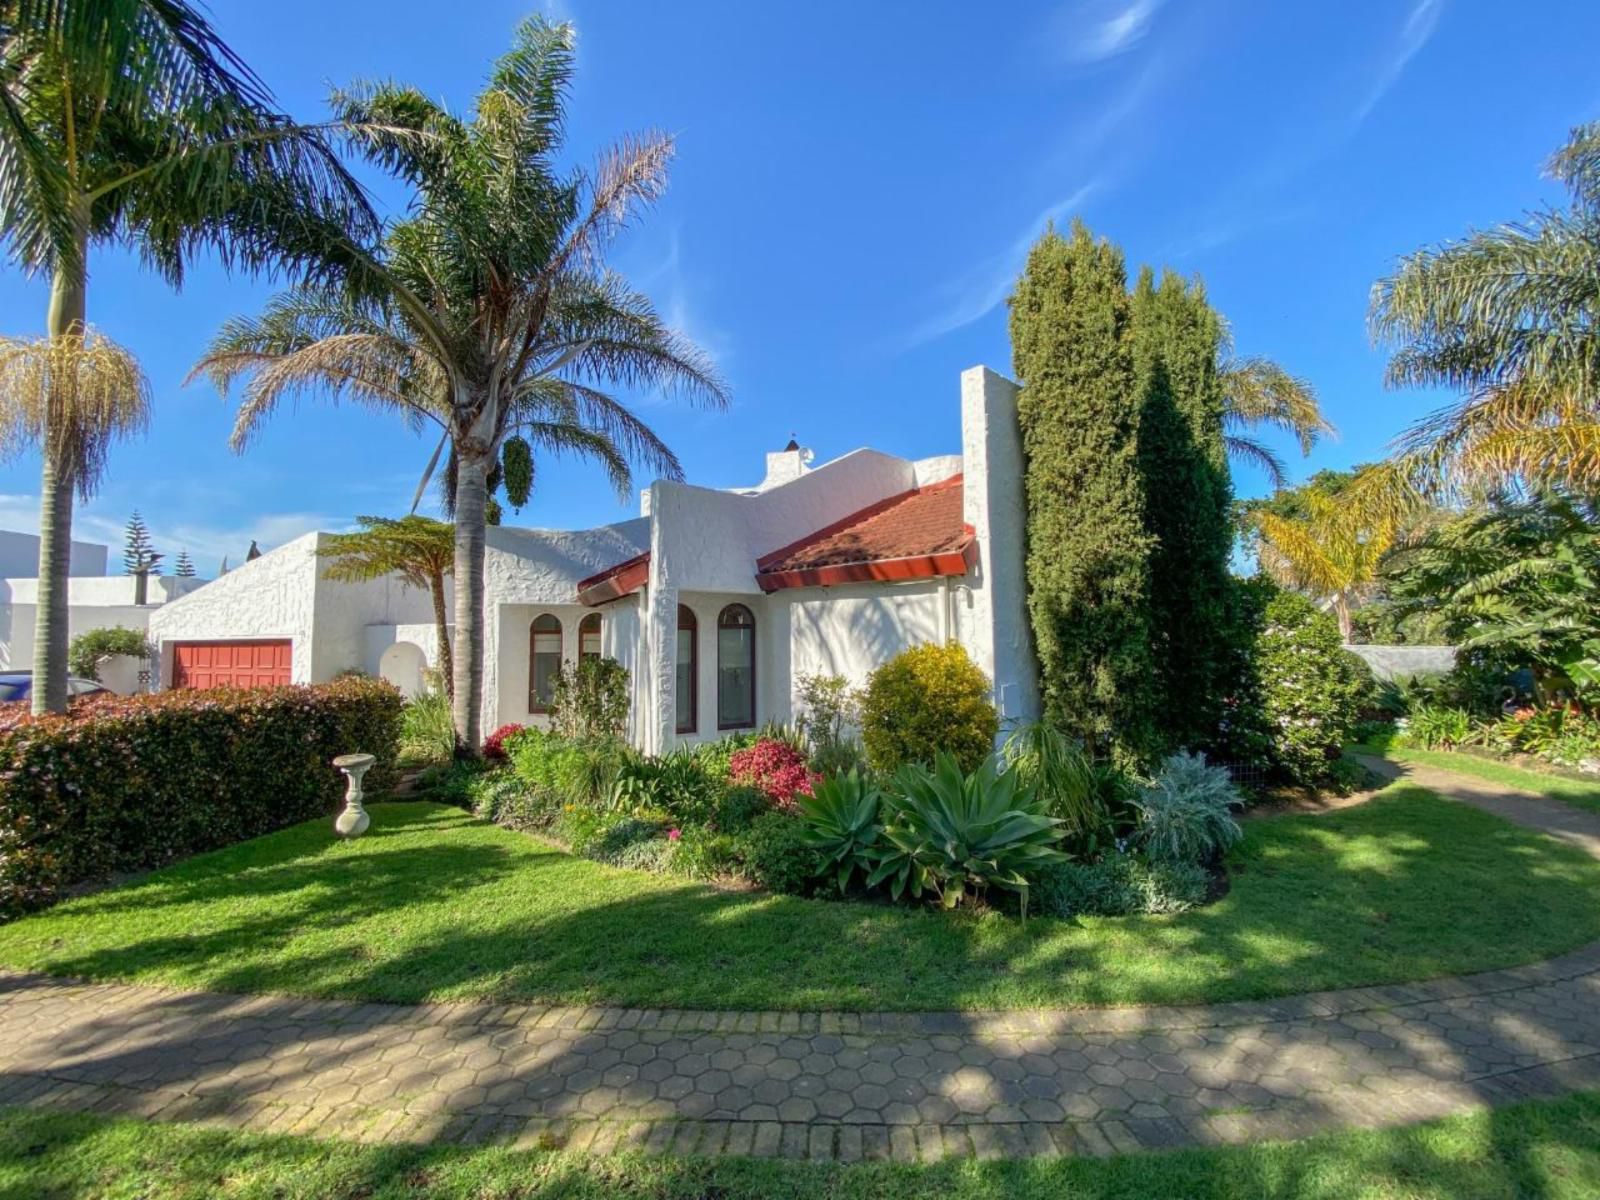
left=1219, top=344, right=1336, bottom=490
left=194, top=17, right=729, bottom=751
left=0, top=329, right=150, bottom=644
left=0, top=0, right=375, bottom=712
left=319, top=515, right=456, bottom=699
left=1249, top=465, right=1419, bottom=641
left=1371, top=123, right=1600, bottom=496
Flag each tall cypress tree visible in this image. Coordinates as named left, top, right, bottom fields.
left=1009, top=221, right=1159, bottom=766
left=1131, top=268, right=1234, bottom=751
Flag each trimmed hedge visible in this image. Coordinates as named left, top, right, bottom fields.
left=0, top=678, right=402, bottom=918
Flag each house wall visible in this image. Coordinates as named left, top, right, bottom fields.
left=2, top=575, right=208, bottom=674
left=148, top=534, right=322, bottom=684
left=956, top=365, right=1040, bottom=727
left=493, top=601, right=594, bottom=729
left=0, top=529, right=107, bottom=578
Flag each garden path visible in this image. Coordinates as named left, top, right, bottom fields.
left=2, top=756, right=1599, bottom=1163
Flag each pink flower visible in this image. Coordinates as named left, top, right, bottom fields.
left=667, top=828, right=681, bottom=841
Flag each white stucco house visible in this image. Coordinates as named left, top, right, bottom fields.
left=0, top=530, right=207, bottom=693
left=146, top=365, right=1040, bottom=750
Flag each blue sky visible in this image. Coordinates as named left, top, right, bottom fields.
left=1, top=0, right=1595, bottom=574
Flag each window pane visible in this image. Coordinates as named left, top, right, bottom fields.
left=580, top=631, right=601, bottom=658
left=718, top=626, right=753, bottom=727
left=676, top=628, right=695, bottom=732
left=533, top=652, right=560, bottom=707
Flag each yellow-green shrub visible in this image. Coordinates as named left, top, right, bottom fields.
left=859, top=643, right=999, bottom=774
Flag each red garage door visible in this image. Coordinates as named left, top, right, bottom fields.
left=172, top=641, right=292, bottom=689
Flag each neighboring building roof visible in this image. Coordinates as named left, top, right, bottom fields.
left=576, top=551, right=651, bottom=607
left=755, top=475, right=975, bottom=593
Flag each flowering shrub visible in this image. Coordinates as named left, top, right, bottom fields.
left=728, top=738, right=818, bottom=807
left=482, top=722, right=525, bottom=761
left=0, top=678, right=402, bottom=917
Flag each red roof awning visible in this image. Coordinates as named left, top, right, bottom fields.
left=755, top=476, right=975, bottom=593
left=576, top=551, right=650, bottom=606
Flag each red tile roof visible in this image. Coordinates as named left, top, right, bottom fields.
left=755, top=476, right=975, bottom=592
left=576, top=551, right=650, bottom=607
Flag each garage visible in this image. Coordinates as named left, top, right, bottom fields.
left=172, top=640, right=292, bottom=689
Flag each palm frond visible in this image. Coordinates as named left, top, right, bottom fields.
left=1221, top=433, right=1287, bottom=489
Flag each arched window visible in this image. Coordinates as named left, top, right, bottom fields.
left=676, top=604, right=698, bottom=734
left=717, top=603, right=756, bottom=730
left=529, top=614, right=562, bottom=713
left=579, top=612, right=602, bottom=661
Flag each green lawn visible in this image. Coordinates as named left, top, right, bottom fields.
left=1353, top=739, right=1600, bottom=815
left=8, top=1094, right=1600, bottom=1200
left=1, top=787, right=1598, bottom=1013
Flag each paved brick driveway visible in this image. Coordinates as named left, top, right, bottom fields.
left=2, top=756, right=1598, bottom=1162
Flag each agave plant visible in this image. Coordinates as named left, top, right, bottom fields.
left=797, top=770, right=882, bottom=892
left=868, top=753, right=1068, bottom=919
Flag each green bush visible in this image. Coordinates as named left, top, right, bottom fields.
left=1032, top=855, right=1210, bottom=918
left=691, top=732, right=762, bottom=783
left=609, top=749, right=720, bottom=824
left=507, top=729, right=628, bottom=807
left=398, top=690, right=456, bottom=765
left=999, top=720, right=1117, bottom=850
left=0, top=678, right=402, bottom=917
left=858, top=643, right=999, bottom=774
left=1132, top=750, right=1243, bottom=866
left=712, top=785, right=769, bottom=833
left=66, top=626, right=153, bottom=682
left=870, top=753, right=1067, bottom=916
left=549, top=657, right=629, bottom=740
left=1220, top=583, right=1373, bottom=785
left=731, top=812, right=824, bottom=896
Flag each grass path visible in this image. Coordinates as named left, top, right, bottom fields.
left=2, top=776, right=1599, bottom=1012
left=1351, top=740, right=1600, bottom=815
left=6, top=1092, right=1600, bottom=1199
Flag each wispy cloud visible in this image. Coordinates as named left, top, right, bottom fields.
left=1353, top=0, right=1444, bottom=126
left=902, top=181, right=1101, bottom=348
left=635, top=225, right=732, bottom=381
left=1054, top=0, right=1166, bottom=64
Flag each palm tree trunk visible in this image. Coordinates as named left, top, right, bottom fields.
left=32, top=248, right=88, bottom=715
left=452, top=447, right=490, bottom=753
left=429, top=566, right=454, bottom=702
left=1334, top=596, right=1353, bottom=643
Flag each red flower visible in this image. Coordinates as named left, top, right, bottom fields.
left=667, top=828, right=682, bottom=841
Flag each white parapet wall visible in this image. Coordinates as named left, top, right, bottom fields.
left=1346, top=644, right=1458, bottom=681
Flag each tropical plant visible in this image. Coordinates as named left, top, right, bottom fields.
left=319, top=515, right=455, bottom=699
left=1401, top=704, right=1476, bottom=751
left=194, top=17, right=728, bottom=751
left=858, top=642, right=999, bottom=775
left=999, top=720, right=1109, bottom=840
left=1217, top=344, right=1335, bottom=489
left=1247, top=466, right=1421, bottom=641
left=549, top=656, right=630, bottom=740
left=1382, top=492, right=1600, bottom=705
left=1371, top=123, right=1600, bottom=496
left=481, top=722, right=525, bottom=761
left=797, top=769, right=882, bottom=892
left=66, top=625, right=153, bottom=682
left=398, top=688, right=456, bottom=764
left=869, top=753, right=1067, bottom=918
left=0, top=0, right=373, bottom=713
left=1131, top=751, right=1243, bottom=867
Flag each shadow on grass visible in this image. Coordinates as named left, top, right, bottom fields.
left=3, top=786, right=1600, bottom=1014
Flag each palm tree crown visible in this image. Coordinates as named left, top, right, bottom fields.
left=0, top=0, right=376, bottom=713
left=195, top=16, right=730, bottom=748
left=320, top=515, right=456, bottom=700
left=1371, top=123, right=1600, bottom=496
